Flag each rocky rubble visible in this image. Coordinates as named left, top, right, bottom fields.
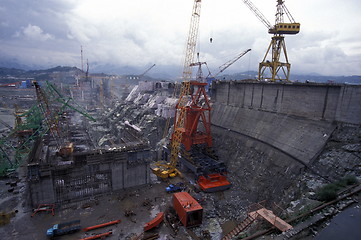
left=313, top=125, right=361, bottom=181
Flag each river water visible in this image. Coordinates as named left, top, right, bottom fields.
left=315, top=204, right=361, bottom=240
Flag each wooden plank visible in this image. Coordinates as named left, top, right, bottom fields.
left=249, top=208, right=292, bottom=232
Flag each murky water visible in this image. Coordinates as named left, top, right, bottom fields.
left=315, top=205, right=361, bottom=240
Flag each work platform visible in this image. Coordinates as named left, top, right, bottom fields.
left=222, top=202, right=292, bottom=240
left=249, top=208, right=292, bottom=232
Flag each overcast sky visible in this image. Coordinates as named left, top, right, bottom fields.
left=1, top=0, right=360, bottom=78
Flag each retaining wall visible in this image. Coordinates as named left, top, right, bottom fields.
left=211, top=81, right=361, bottom=165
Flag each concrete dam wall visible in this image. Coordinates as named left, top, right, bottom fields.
left=211, top=81, right=361, bottom=168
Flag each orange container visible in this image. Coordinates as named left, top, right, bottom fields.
left=173, top=192, right=203, bottom=227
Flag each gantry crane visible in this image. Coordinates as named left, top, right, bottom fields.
left=152, top=0, right=202, bottom=178
left=243, top=0, right=300, bottom=82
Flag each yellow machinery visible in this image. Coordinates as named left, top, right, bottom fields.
left=152, top=0, right=202, bottom=179
left=243, top=0, right=300, bottom=82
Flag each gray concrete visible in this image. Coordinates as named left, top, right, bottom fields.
left=28, top=146, right=151, bottom=207
left=211, top=81, right=361, bottom=166
left=213, top=81, right=361, bottom=124
left=335, top=85, right=361, bottom=124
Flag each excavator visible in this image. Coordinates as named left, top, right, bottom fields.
left=152, top=0, right=231, bottom=192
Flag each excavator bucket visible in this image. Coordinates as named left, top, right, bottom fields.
left=197, top=173, right=231, bottom=192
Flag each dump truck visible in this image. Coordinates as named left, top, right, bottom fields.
left=46, top=220, right=81, bottom=238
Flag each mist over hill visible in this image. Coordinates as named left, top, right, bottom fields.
left=219, top=71, right=361, bottom=84
left=0, top=65, right=360, bottom=85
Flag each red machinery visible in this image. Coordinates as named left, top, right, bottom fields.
left=173, top=77, right=231, bottom=192
left=178, top=81, right=212, bottom=151
left=152, top=0, right=230, bottom=192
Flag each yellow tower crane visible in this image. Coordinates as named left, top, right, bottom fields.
left=243, top=0, right=300, bottom=82
left=152, top=0, right=202, bottom=178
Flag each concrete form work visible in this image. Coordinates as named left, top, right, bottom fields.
left=28, top=141, right=151, bottom=207
left=211, top=81, right=361, bottom=167
left=24, top=82, right=153, bottom=207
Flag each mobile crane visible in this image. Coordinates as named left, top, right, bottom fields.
left=242, top=0, right=300, bottom=82
left=152, top=0, right=231, bottom=192
left=152, top=0, right=202, bottom=179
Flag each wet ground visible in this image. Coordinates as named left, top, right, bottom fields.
left=0, top=167, right=221, bottom=240
left=1, top=180, right=164, bottom=239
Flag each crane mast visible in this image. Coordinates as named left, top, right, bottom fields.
left=152, top=0, right=202, bottom=178
left=243, top=0, right=300, bottom=82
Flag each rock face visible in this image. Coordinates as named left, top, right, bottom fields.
left=313, top=125, right=361, bottom=180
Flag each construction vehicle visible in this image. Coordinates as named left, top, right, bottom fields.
left=242, top=0, right=300, bottom=82
left=152, top=0, right=231, bottom=192
left=46, top=220, right=81, bottom=238
left=152, top=0, right=202, bottom=179
left=166, top=182, right=185, bottom=193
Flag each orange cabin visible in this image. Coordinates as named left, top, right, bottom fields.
left=173, top=192, right=203, bottom=227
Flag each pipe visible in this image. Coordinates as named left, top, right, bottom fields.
left=82, top=220, right=121, bottom=232
left=80, top=231, right=112, bottom=240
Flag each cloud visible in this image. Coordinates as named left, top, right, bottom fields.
left=0, top=0, right=360, bottom=77
left=20, top=24, right=54, bottom=41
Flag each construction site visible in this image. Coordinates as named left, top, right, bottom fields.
left=1, top=1, right=361, bottom=240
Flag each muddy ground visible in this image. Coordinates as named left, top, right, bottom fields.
left=0, top=165, right=237, bottom=240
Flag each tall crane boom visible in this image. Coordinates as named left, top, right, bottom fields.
left=215, top=49, right=251, bottom=77
left=182, top=0, right=202, bottom=82
left=139, top=64, right=156, bottom=77
left=243, top=0, right=272, bottom=29
left=152, top=0, right=202, bottom=178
